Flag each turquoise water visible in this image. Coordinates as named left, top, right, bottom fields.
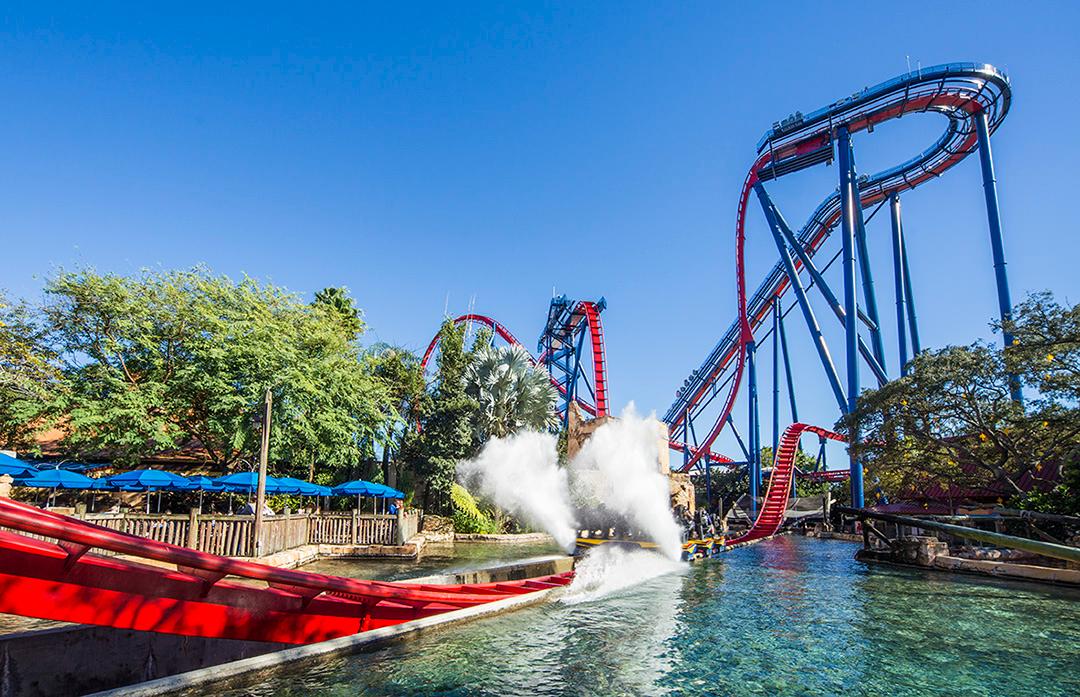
left=230, top=537, right=1080, bottom=696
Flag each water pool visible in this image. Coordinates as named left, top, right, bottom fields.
left=299, top=540, right=564, bottom=581
left=228, top=536, right=1080, bottom=696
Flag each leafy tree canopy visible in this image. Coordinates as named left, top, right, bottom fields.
left=466, top=343, right=558, bottom=440
left=2, top=268, right=390, bottom=474
left=845, top=292, right=1080, bottom=505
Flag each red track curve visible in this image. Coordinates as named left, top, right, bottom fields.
left=421, top=304, right=610, bottom=419
left=0, top=498, right=572, bottom=644
left=726, top=423, right=846, bottom=544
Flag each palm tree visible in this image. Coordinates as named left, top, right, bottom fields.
left=466, top=344, right=558, bottom=439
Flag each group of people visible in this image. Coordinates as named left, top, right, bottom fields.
left=674, top=504, right=727, bottom=542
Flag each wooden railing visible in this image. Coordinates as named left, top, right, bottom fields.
left=7, top=509, right=420, bottom=558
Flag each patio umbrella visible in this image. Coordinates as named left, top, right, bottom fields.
left=108, top=469, right=191, bottom=513
left=331, top=479, right=387, bottom=513
left=0, top=453, right=38, bottom=478
left=15, top=468, right=95, bottom=508
left=167, top=476, right=226, bottom=513
left=213, top=471, right=293, bottom=494
left=275, top=477, right=324, bottom=496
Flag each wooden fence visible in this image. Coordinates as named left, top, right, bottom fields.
left=15, top=509, right=421, bottom=558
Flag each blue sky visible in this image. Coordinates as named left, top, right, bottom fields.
left=2, top=2, right=1077, bottom=460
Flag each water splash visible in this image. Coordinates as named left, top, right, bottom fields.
left=561, top=545, right=684, bottom=605
left=457, top=405, right=683, bottom=564
left=457, top=430, right=577, bottom=552
left=569, top=404, right=683, bottom=561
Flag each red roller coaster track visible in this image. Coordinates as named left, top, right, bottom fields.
left=420, top=302, right=610, bottom=419
left=726, top=422, right=846, bottom=544
left=0, top=498, right=572, bottom=644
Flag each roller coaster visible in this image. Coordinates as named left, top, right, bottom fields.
left=420, top=295, right=611, bottom=425
left=666, top=62, right=1016, bottom=515
left=0, top=62, right=1020, bottom=643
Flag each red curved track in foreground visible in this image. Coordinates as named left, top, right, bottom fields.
left=0, top=498, right=572, bottom=644
left=726, top=423, right=845, bottom=545
left=421, top=303, right=610, bottom=418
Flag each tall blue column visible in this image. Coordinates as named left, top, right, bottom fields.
left=889, top=193, right=910, bottom=375
left=747, top=340, right=760, bottom=518
left=853, top=184, right=887, bottom=373
left=837, top=126, right=864, bottom=508
left=900, top=230, right=921, bottom=354
left=771, top=297, right=780, bottom=457
left=975, top=109, right=1022, bottom=404
left=778, top=301, right=798, bottom=423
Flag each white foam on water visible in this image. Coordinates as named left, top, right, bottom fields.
left=457, top=430, right=577, bottom=552
left=560, top=544, right=684, bottom=605
left=569, top=404, right=684, bottom=561
left=456, top=404, right=685, bottom=563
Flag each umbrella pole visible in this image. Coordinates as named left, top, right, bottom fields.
left=199, top=490, right=204, bottom=514
left=146, top=494, right=150, bottom=514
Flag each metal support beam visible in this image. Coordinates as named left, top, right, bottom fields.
left=747, top=340, right=761, bottom=518
left=975, top=109, right=1022, bottom=403
left=726, top=413, right=751, bottom=462
left=778, top=299, right=798, bottom=423
left=889, top=193, right=910, bottom=375
left=756, top=183, right=846, bottom=409
left=837, top=126, right=864, bottom=508
left=900, top=228, right=921, bottom=354
left=852, top=179, right=887, bottom=373
left=771, top=297, right=781, bottom=457
left=761, top=186, right=888, bottom=385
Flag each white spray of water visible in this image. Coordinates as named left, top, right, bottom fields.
left=561, top=544, right=684, bottom=605
left=570, top=404, right=684, bottom=561
left=456, top=430, right=577, bottom=552
left=457, top=403, right=685, bottom=600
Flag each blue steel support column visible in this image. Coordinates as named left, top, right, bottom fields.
left=756, top=183, right=847, bottom=409
left=771, top=297, right=781, bottom=457
left=778, top=302, right=798, bottom=423
left=900, top=232, right=921, bottom=354
left=852, top=180, right=887, bottom=373
left=837, top=126, right=864, bottom=508
left=563, top=326, right=587, bottom=429
left=726, top=413, right=751, bottom=462
left=747, top=340, right=760, bottom=518
left=889, top=193, right=910, bottom=375
left=975, top=108, right=1022, bottom=403
left=762, top=185, right=888, bottom=386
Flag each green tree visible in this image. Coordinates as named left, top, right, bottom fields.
left=1001, top=291, right=1080, bottom=403
left=0, top=291, right=61, bottom=450
left=365, top=343, right=429, bottom=488
left=5, top=268, right=391, bottom=473
left=846, top=342, right=1079, bottom=499
left=313, top=286, right=363, bottom=338
left=401, top=319, right=477, bottom=514
left=466, top=343, right=558, bottom=439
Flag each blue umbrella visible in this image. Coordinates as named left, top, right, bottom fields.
left=330, top=479, right=383, bottom=497
left=168, top=476, right=226, bottom=493
left=276, top=477, right=324, bottom=496
left=166, top=475, right=226, bottom=513
left=213, top=471, right=294, bottom=494
left=107, top=469, right=190, bottom=490
left=107, top=469, right=191, bottom=513
left=15, top=468, right=95, bottom=508
left=0, top=452, right=38, bottom=478
left=16, top=468, right=94, bottom=489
